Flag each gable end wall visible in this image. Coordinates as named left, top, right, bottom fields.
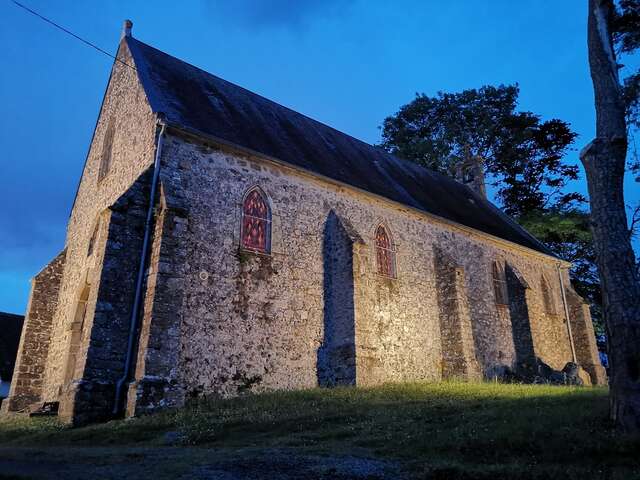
left=40, top=42, right=158, bottom=401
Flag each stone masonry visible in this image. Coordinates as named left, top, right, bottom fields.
left=434, top=247, right=481, bottom=380
left=2, top=250, right=66, bottom=412
left=4, top=31, right=606, bottom=424
left=151, top=137, right=605, bottom=401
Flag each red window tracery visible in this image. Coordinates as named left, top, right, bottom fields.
left=375, top=225, right=396, bottom=278
left=241, top=188, right=271, bottom=253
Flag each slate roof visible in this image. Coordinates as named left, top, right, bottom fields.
left=125, top=37, right=552, bottom=256
left=0, top=312, right=24, bottom=382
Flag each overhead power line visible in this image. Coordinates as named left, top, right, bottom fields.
left=11, top=0, right=136, bottom=70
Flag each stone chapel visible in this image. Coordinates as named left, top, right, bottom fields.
left=2, top=22, right=606, bottom=425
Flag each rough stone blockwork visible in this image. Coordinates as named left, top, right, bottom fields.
left=58, top=169, right=152, bottom=425
left=434, top=247, right=481, bottom=380
left=317, top=211, right=359, bottom=387
left=160, top=136, right=604, bottom=400
left=2, top=251, right=66, bottom=412
left=506, top=266, right=537, bottom=373
left=40, top=41, right=155, bottom=406
left=565, top=286, right=608, bottom=385
left=126, top=174, right=190, bottom=417
left=5, top=34, right=607, bottom=424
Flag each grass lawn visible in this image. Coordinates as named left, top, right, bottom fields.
left=0, top=382, right=638, bottom=479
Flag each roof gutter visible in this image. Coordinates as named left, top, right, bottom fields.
left=112, top=120, right=166, bottom=416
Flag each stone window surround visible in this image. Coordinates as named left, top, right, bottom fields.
left=239, top=185, right=273, bottom=255
left=373, top=222, right=397, bottom=280
left=232, top=181, right=406, bottom=281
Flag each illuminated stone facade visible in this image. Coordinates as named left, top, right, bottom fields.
left=3, top=35, right=605, bottom=425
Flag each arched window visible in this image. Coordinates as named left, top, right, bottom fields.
left=241, top=187, right=271, bottom=253
left=375, top=224, right=396, bottom=278
left=541, top=275, right=556, bottom=314
left=492, top=261, right=508, bottom=305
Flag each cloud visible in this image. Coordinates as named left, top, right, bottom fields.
left=203, top=0, right=353, bottom=31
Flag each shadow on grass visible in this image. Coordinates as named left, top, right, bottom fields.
left=0, top=382, right=638, bottom=479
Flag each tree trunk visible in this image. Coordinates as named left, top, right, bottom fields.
left=582, top=0, right=640, bottom=433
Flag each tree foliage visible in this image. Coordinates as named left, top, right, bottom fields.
left=379, top=84, right=606, bottom=331
left=612, top=0, right=640, bottom=55
left=612, top=0, right=640, bottom=266
left=380, top=84, right=581, bottom=217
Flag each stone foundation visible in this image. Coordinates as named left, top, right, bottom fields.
left=58, top=379, right=116, bottom=425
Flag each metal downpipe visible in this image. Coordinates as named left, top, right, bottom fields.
left=112, top=121, right=166, bottom=415
left=557, top=263, right=577, bottom=364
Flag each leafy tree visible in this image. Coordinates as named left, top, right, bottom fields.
left=380, top=84, right=581, bottom=217
left=380, top=84, right=599, bottom=324
left=612, top=0, right=640, bottom=56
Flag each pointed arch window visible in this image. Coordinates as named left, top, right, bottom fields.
left=541, top=275, right=556, bottom=314
left=241, top=187, right=271, bottom=253
left=492, top=261, right=509, bottom=306
left=375, top=224, right=396, bottom=278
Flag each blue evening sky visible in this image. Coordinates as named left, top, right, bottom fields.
left=0, top=1, right=638, bottom=315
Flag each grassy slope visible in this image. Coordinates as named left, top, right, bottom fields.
left=0, top=382, right=639, bottom=479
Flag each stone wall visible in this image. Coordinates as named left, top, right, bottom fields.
left=527, top=270, right=574, bottom=372
left=143, top=132, right=597, bottom=401
left=126, top=175, right=190, bottom=416
left=2, top=251, right=66, bottom=412
left=565, top=283, right=608, bottom=385
left=434, top=248, right=481, bottom=380
left=58, top=169, right=152, bottom=425
left=506, top=265, right=537, bottom=371
left=39, top=39, right=157, bottom=404
left=316, top=211, right=359, bottom=387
